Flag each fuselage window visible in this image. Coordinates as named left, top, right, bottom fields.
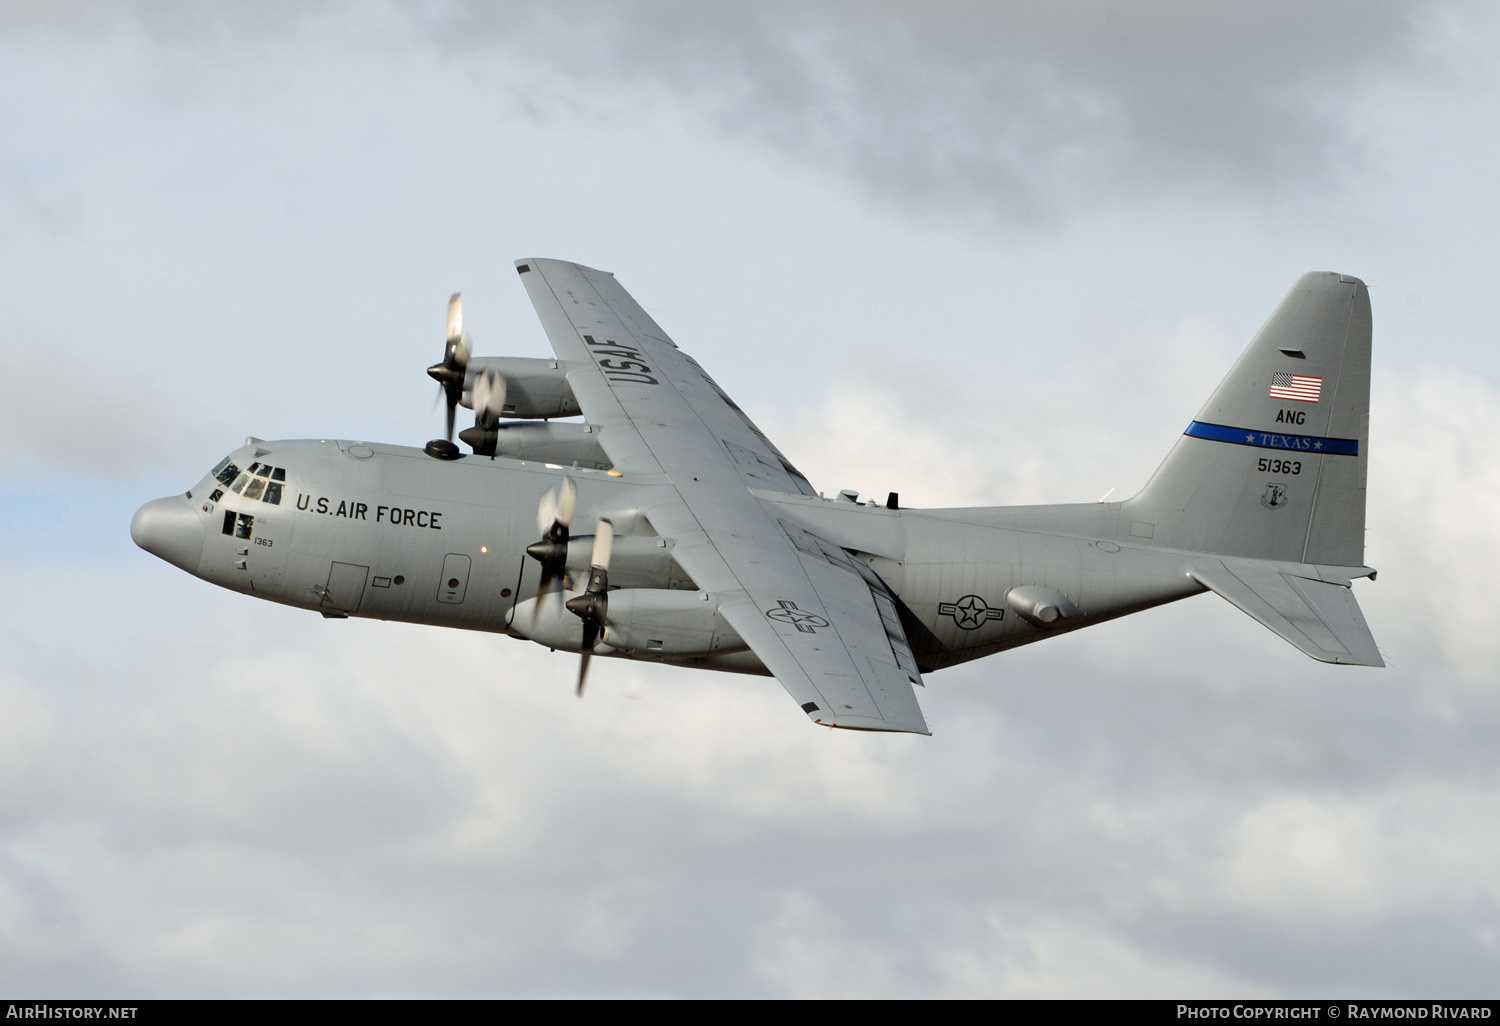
left=230, top=473, right=250, bottom=494
left=209, top=489, right=224, bottom=502
left=234, top=513, right=254, bottom=540
left=213, top=459, right=241, bottom=486
left=263, top=481, right=283, bottom=505
left=243, top=478, right=266, bottom=501
left=271, top=467, right=286, bottom=482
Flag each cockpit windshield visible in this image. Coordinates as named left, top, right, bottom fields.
left=210, top=457, right=286, bottom=505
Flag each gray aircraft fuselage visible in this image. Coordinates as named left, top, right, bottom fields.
left=136, top=434, right=1207, bottom=675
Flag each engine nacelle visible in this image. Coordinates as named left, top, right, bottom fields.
left=599, top=589, right=747, bottom=656
left=461, top=357, right=581, bottom=419
left=563, top=535, right=695, bottom=591
left=510, top=591, right=601, bottom=653
left=459, top=421, right=612, bottom=469
left=510, top=589, right=745, bottom=657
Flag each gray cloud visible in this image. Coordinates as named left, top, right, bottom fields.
left=0, top=338, right=212, bottom=477
left=419, top=0, right=1455, bottom=223
left=1, top=0, right=1462, bottom=225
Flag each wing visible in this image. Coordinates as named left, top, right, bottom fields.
left=516, top=258, right=929, bottom=734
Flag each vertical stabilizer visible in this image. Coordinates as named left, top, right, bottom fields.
left=1127, top=272, right=1371, bottom=566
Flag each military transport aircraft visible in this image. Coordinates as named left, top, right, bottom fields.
left=132, top=260, right=1381, bottom=735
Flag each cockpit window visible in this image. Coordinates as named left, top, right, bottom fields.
left=212, top=458, right=241, bottom=486
left=222, top=510, right=254, bottom=539
left=214, top=459, right=285, bottom=506
left=251, top=465, right=284, bottom=504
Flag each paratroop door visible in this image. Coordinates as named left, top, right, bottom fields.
left=322, top=562, right=369, bottom=612
left=437, top=554, right=471, bottom=604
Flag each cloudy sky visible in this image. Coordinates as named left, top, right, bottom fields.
left=3, top=0, right=1499, bottom=997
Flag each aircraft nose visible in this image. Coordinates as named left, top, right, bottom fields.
left=131, top=495, right=207, bottom=574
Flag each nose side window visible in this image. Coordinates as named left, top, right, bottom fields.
left=214, top=461, right=241, bottom=486
left=233, top=513, right=254, bottom=540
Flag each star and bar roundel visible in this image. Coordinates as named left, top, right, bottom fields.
left=938, top=594, right=1005, bottom=630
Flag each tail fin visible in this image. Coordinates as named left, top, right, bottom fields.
left=1127, top=272, right=1372, bottom=567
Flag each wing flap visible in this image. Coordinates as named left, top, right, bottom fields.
left=1190, top=559, right=1383, bottom=666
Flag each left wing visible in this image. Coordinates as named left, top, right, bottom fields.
left=515, top=258, right=928, bottom=734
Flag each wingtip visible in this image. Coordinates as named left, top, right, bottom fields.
left=811, top=713, right=931, bottom=736
left=514, top=257, right=613, bottom=277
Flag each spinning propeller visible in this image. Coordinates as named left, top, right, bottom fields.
left=426, top=293, right=471, bottom=441
left=470, top=366, right=506, bottom=430
left=565, top=519, right=612, bottom=696
left=525, top=477, right=577, bottom=601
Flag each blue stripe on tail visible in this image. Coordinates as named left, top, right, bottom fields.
left=1184, top=421, right=1359, bottom=456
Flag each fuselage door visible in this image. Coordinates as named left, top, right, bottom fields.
left=437, top=554, right=472, bottom=604
left=322, top=561, right=369, bottom=613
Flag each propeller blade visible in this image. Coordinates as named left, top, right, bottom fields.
left=555, top=476, right=577, bottom=530
left=577, top=620, right=598, bottom=696
left=446, top=292, right=463, bottom=344
left=591, top=518, right=613, bottom=571
left=536, top=489, right=558, bottom=536
left=472, top=369, right=506, bottom=428
left=426, top=293, right=478, bottom=443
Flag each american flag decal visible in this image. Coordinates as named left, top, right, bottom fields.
left=1269, top=373, right=1322, bottom=403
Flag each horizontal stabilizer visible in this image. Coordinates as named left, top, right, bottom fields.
left=1190, top=559, right=1383, bottom=667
